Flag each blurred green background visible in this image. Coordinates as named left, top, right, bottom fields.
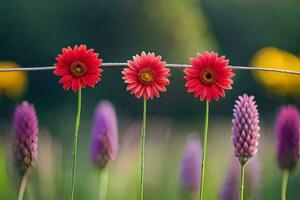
left=1, top=0, right=300, bottom=199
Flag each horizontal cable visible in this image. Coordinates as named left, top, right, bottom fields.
left=0, top=63, right=299, bottom=75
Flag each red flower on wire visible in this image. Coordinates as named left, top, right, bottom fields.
left=184, top=51, right=234, bottom=101
left=122, top=51, right=171, bottom=100
left=54, top=44, right=103, bottom=92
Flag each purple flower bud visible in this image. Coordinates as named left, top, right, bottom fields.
left=220, top=158, right=260, bottom=200
left=13, top=101, right=39, bottom=174
left=275, top=105, right=300, bottom=170
left=90, top=100, right=119, bottom=169
left=180, top=135, right=201, bottom=196
left=232, top=94, right=260, bottom=165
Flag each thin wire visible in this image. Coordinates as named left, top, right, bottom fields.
left=0, top=63, right=300, bottom=75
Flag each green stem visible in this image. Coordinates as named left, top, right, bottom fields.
left=139, top=97, right=147, bottom=200
left=281, top=169, right=289, bottom=200
left=239, top=164, right=246, bottom=200
left=18, top=168, right=30, bottom=200
left=199, top=101, right=209, bottom=200
left=99, top=169, right=109, bottom=200
left=69, top=87, right=82, bottom=200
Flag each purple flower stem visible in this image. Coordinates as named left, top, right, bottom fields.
left=281, top=169, right=289, bottom=200
left=99, top=169, right=109, bottom=200
left=239, top=163, right=246, bottom=200
left=17, top=168, right=30, bottom=200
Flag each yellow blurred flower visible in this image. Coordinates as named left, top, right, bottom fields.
left=0, top=61, right=27, bottom=99
left=250, top=47, right=300, bottom=97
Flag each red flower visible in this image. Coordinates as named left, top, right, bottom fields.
left=122, top=51, right=171, bottom=100
left=184, top=51, right=234, bottom=102
left=54, top=44, right=103, bottom=92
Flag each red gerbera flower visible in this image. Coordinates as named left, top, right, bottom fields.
left=184, top=51, right=234, bottom=101
left=54, top=44, right=103, bottom=92
left=122, top=51, right=171, bottom=100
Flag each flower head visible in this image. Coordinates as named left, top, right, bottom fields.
left=275, top=105, right=300, bottom=170
left=0, top=61, right=27, bottom=99
left=90, top=101, right=119, bottom=169
left=232, top=94, right=260, bottom=165
left=13, top=101, right=39, bottom=174
left=220, top=158, right=260, bottom=200
left=122, top=51, right=171, bottom=100
left=54, top=44, right=103, bottom=92
left=180, top=135, right=201, bottom=195
left=184, top=51, right=234, bottom=102
left=251, top=47, right=300, bottom=97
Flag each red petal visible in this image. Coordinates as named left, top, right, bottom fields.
left=72, top=80, right=79, bottom=92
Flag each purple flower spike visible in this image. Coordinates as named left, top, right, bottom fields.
left=232, top=94, right=260, bottom=165
left=180, top=135, right=202, bottom=195
left=90, top=100, right=119, bottom=169
left=275, top=105, right=300, bottom=170
left=220, top=158, right=260, bottom=200
left=13, top=101, right=39, bottom=174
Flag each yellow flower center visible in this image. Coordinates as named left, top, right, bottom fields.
left=138, top=68, right=154, bottom=84
left=70, top=61, right=87, bottom=77
left=200, top=68, right=216, bottom=86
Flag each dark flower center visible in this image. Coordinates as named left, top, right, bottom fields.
left=70, top=61, right=87, bottom=77
left=138, top=68, right=154, bottom=84
left=200, top=68, right=216, bottom=86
